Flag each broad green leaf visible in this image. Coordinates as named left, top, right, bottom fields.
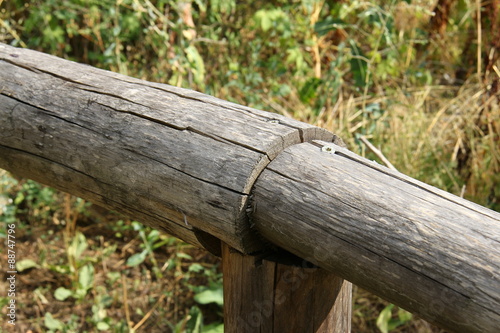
left=253, top=8, right=287, bottom=32
left=146, top=229, right=160, bottom=243
left=254, top=9, right=272, bottom=31
left=398, top=308, right=412, bottom=322
left=376, top=303, right=393, bottom=333
left=126, top=250, right=148, bottom=267
left=14, top=192, right=24, bottom=205
left=79, top=263, right=95, bottom=291
left=97, top=322, right=110, bottom=330
left=44, top=312, right=64, bottom=330
left=189, top=263, right=204, bottom=273
left=203, top=323, right=224, bottom=333
left=69, top=232, right=87, bottom=261
left=286, top=48, right=305, bottom=72
left=74, top=287, right=88, bottom=299
left=54, top=287, right=73, bottom=301
left=16, top=259, right=38, bottom=272
left=194, top=288, right=223, bottom=306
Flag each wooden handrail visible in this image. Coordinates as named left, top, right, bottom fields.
left=0, top=42, right=338, bottom=254
left=1, top=43, right=498, bottom=333
left=252, top=141, right=500, bottom=332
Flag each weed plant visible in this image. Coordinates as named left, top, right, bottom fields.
left=0, top=0, right=498, bottom=332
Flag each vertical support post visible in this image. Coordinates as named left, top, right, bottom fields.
left=222, top=243, right=352, bottom=332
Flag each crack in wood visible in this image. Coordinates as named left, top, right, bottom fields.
left=1, top=93, right=101, bottom=135
left=81, top=88, right=151, bottom=109
left=185, top=126, right=270, bottom=157
left=93, top=101, right=186, bottom=130
left=1, top=57, right=95, bottom=88
left=0, top=144, right=104, bottom=184
left=102, top=75, right=282, bottom=122
left=79, top=74, right=315, bottom=151
left=125, top=148, right=248, bottom=196
left=91, top=100, right=277, bottom=161
left=0, top=58, right=41, bottom=74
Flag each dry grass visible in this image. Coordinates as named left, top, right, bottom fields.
left=0, top=185, right=222, bottom=332
left=313, top=75, right=499, bottom=208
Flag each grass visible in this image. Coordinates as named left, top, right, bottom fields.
left=0, top=0, right=499, bottom=332
left=0, top=173, right=223, bottom=332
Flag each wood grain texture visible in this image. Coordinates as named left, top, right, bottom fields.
left=222, top=243, right=352, bottom=332
left=252, top=141, right=500, bottom=333
left=3, top=43, right=498, bottom=332
left=0, top=43, right=339, bottom=253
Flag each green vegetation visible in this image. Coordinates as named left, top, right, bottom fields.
left=0, top=0, right=498, bottom=332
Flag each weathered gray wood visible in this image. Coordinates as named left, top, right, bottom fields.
left=252, top=141, right=500, bottom=333
left=2, top=44, right=500, bottom=333
left=0, top=43, right=338, bottom=253
left=222, top=243, right=352, bottom=332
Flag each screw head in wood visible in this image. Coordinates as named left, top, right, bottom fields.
left=321, top=145, right=336, bottom=154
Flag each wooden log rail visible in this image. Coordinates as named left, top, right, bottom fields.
left=0, top=43, right=499, bottom=332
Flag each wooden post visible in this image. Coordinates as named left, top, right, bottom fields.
left=222, top=243, right=352, bottom=332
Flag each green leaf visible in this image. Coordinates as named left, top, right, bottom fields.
left=254, top=10, right=272, bottom=31
left=286, top=48, right=305, bottom=72
left=54, top=287, right=73, bottom=301
left=376, top=304, right=393, bottom=333
left=176, top=252, right=193, bottom=260
left=193, top=0, right=207, bottom=12
left=186, top=306, right=203, bottom=333
left=44, top=312, right=64, bottom=330
left=377, top=303, right=413, bottom=332
left=74, top=288, right=88, bottom=299
left=185, top=45, right=206, bottom=87
left=146, top=229, right=160, bottom=243
left=194, top=288, right=223, bottom=307
left=299, top=77, right=323, bottom=104
left=349, top=40, right=369, bottom=88
left=79, top=263, right=95, bottom=291
left=48, top=263, right=70, bottom=275
left=97, top=322, right=110, bottom=330
left=126, top=250, right=148, bottom=267
left=16, top=259, right=38, bottom=272
left=314, top=17, right=347, bottom=36
left=398, top=307, right=412, bottom=322
left=253, top=8, right=287, bottom=32
left=203, top=323, right=224, bottom=333
left=14, top=192, right=24, bottom=205
left=106, top=271, right=121, bottom=284
left=68, top=232, right=87, bottom=261
left=189, top=263, right=204, bottom=273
